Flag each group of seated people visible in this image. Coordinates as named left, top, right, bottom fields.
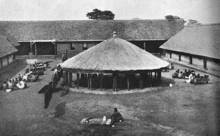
left=28, top=63, right=46, bottom=76
left=172, top=69, right=193, bottom=79
left=172, top=69, right=210, bottom=84
left=0, top=76, right=27, bottom=92
left=0, top=61, right=51, bottom=92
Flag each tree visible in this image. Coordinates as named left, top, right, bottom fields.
left=86, top=9, right=115, bottom=20
left=165, top=15, right=180, bottom=20
left=186, top=19, right=201, bottom=26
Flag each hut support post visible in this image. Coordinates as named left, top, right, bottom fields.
left=87, top=74, right=90, bottom=89
left=77, top=73, right=79, bottom=89
left=68, top=72, right=72, bottom=87
left=158, top=70, right=162, bottom=84
left=35, top=43, right=37, bottom=56
left=126, top=74, right=130, bottom=91
left=150, top=72, right=152, bottom=87
left=154, top=71, right=157, bottom=86
left=113, top=73, right=117, bottom=92
left=65, top=71, right=68, bottom=86
left=90, top=74, right=92, bottom=90
left=100, top=74, right=103, bottom=91
left=139, top=73, right=143, bottom=89
left=146, top=72, right=148, bottom=87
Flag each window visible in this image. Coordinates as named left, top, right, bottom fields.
left=70, top=43, right=76, bottom=50
left=83, top=43, right=88, bottom=50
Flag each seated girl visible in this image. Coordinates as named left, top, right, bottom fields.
left=16, top=79, right=27, bottom=89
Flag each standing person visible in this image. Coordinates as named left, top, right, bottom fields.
left=44, top=82, right=53, bottom=109
left=62, top=54, right=68, bottom=62
left=2, top=80, right=7, bottom=91
left=56, top=65, right=63, bottom=81
left=18, top=74, right=22, bottom=81
left=51, top=68, right=58, bottom=89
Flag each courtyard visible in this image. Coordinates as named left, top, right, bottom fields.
left=0, top=59, right=220, bottom=136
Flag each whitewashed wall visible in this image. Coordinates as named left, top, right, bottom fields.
left=192, top=56, right=203, bottom=67
left=207, top=59, right=220, bottom=71
left=172, top=52, right=179, bottom=61
left=9, top=54, right=13, bottom=63
left=165, top=51, right=170, bottom=58
left=181, top=54, right=190, bottom=63
left=2, top=57, right=7, bottom=67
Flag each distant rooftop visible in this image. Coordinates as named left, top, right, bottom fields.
left=160, top=23, right=220, bottom=59
left=0, top=19, right=185, bottom=42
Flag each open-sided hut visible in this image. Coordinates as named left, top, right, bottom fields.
left=61, top=34, right=169, bottom=91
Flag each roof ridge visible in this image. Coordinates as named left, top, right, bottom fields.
left=0, top=19, right=184, bottom=22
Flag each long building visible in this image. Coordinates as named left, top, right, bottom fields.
left=0, top=19, right=185, bottom=58
left=0, top=34, right=18, bottom=69
left=160, top=23, right=220, bottom=72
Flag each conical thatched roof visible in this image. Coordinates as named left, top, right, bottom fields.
left=160, top=23, right=220, bottom=59
left=61, top=38, right=169, bottom=73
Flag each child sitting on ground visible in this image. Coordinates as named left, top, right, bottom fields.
left=110, top=108, right=124, bottom=126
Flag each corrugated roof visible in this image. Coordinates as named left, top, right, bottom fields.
left=0, top=19, right=185, bottom=42
left=160, top=23, right=220, bottom=59
left=0, top=35, right=18, bottom=58
left=61, top=38, right=169, bottom=72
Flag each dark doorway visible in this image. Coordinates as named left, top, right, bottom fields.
left=129, top=40, right=167, bottom=53
left=203, top=58, right=207, bottom=69
left=36, top=42, right=55, bottom=55
left=15, top=42, right=31, bottom=55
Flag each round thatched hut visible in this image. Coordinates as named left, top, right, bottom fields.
left=61, top=33, right=169, bottom=91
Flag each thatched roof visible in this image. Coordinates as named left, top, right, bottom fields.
left=0, top=19, right=185, bottom=42
left=61, top=37, right=169, bottom=73
left=0, top=35, right=18, bottom=58
left=160, top=23, right=220, bottom=59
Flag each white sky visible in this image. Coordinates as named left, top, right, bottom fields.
left=0, top=0, right=219, bottom=24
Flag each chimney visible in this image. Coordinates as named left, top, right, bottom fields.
left=113, top=31, right=117, bottom=38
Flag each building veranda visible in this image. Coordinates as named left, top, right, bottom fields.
left=61, top=35, right=169, bottom=91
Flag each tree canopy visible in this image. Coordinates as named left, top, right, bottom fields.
left=165, top=15, right=180, bottom=20
left=86, top=9, right=115, bottom=20
left=186, top=19, right=201, bottom=26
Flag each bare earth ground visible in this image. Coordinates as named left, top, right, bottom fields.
left=0, top=59, right=220, bottom=136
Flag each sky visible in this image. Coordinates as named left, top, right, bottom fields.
left=0, top=0, right=220, bottom=24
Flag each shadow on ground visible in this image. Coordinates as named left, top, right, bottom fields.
left=0, top=60, right=28, bottom=80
